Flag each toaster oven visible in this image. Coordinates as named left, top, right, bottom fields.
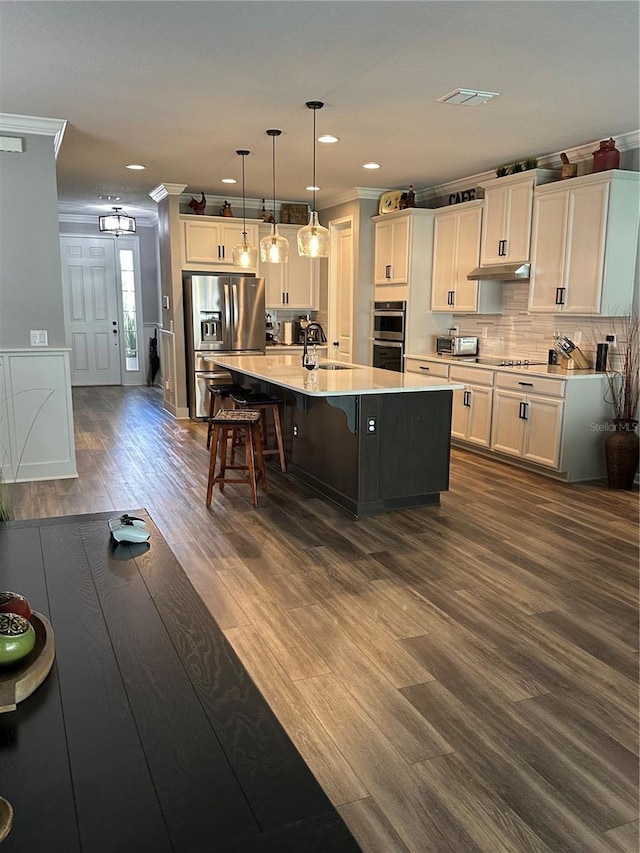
left=436, top=335, right=479, bottom=357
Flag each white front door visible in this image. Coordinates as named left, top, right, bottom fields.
left=60, top=236, right=121, bottom=385
left=329, top=217, right=354, bottom=362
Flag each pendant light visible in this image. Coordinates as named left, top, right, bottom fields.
left=231, top=149, right=258, bottom=269
left=259, top=129, right=289, bottom=264
left=297, top=101, right=330, bottom=258
left=98, top=206, right=136, bottom=236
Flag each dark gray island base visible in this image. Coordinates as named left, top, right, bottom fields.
left=218, top=362, right=454, bottom=516
left=282, top=388, right=454, bottom=516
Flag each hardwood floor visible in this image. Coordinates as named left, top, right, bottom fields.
left=6, top=385, right=639, bottom=852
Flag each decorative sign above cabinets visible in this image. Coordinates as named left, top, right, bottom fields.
left=448, top=188, right=478, bottom=205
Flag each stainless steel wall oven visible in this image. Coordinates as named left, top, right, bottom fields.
left=372, top=300, right=406, bottom=372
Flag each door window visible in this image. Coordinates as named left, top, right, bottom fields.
left=119, top=248, right=139, bottom=372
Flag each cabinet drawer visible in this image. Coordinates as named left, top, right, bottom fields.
left=449, top=366, right=494, bottom=386
left=495, top=372, right=565, bottom=397
left=405, top=359, right=449, bottom=379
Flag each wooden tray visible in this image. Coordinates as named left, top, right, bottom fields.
left=0, top=612, right=55, bottom=712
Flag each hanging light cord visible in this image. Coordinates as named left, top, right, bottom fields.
left=271, top=134, right=277, bottom=232
left=311, top=106, right=317, bottom=213
left=241, top=152, right=247, bottom=242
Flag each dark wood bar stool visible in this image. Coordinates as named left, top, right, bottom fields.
left=206, top=409, right=266, bottom=508
left=206, top=382, right=251, bottom=449
left=229, top=391, right=287, bottom=472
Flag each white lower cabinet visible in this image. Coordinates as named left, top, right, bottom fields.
left=450, top=366, right=493, bottom=447
left=405, top=356, right=610, bottom=481
left=491, top=373, right=565, bottom=468
left=491, top=388, right=563, bottom=468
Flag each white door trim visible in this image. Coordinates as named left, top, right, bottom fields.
left=60, top=233, right=145, bottom=386
left=328, top=215, right=355, bottom=363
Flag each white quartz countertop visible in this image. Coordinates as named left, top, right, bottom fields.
left=405, top=353, right=604, bottom=380
left=206, top=354, right=463, bottom=397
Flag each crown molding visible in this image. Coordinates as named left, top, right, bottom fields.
left=321, top=186, right=384, bottom=208
left=149, top=183, right=187, bottom=202
left=0, top=113, right=67, bottom=159
left=420, top=129, right=640, bottom=203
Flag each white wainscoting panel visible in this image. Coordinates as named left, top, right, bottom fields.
left=0, top=349, right=77, bottom=482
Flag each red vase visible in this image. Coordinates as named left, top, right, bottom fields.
left=592, top=138, right=620, bottom=173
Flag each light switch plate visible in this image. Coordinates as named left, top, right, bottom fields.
left=30, top=330, right=48, bottom=346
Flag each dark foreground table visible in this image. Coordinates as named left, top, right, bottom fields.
left=0, top=511, right=360, bottom=853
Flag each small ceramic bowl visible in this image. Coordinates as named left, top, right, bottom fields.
left=0, top=591, right=32, bottom=619
left=0, top=613, right=36, bottom=665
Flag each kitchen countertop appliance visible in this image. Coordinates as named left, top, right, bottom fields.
left=373, top=300, right=406, bottom=372
left=436, top=334, right=479, bottom=357
left=184, top=273, right=265, bottom=418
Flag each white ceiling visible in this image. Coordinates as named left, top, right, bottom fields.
left=1, top=1, right=638, bottom=219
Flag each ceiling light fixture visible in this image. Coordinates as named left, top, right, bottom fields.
left=221, top=177, right=237, bottom=184
left=231, top=149, right=258, bottom=269
left=436, top=88, right=499, bottom=106
left=363, top=162, right=381, bottom=170
left=318, top=135, right=339, bottom=144
left=297, top=101, right=329, bottom=259
left=125, top=164, right=146, bottom=170
left=98, top=206, right=136, bottom=236
left=260, top=129, right=289, bottom=265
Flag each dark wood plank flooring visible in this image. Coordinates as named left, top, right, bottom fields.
left=5, top=385, right=639, bottom=853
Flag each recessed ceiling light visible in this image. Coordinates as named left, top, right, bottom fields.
left=306, top=185, right=320, bottom=192
left=363, top=162, right=381, bottom=170
left=318, top=135, right=339, bottom=144
left=126, top=164, right=146, bottom=170
left=99, top=195, right=120, bottom=200
left=436, top=88, right=499, bottom=105
left=221, top=178, right=237, bottom=184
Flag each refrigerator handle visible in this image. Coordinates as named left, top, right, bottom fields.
left=223, top=282, right=232, bottom=342
left=231, top=281, right=239, bottom=340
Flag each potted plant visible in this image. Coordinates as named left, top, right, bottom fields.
left=602, top=310, right=639, bottom=488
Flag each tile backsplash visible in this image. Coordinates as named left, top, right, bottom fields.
left=454, top=282, right=627, bottom=367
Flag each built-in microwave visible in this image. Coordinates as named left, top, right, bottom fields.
left=373, top=301, right=406, bottom=342
left=435, top=335, right=479, bottom=357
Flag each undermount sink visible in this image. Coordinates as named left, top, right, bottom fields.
left=317, top=363, right=352, bottom=370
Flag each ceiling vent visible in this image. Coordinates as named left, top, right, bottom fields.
left=437, top=88, right=500, bottom=106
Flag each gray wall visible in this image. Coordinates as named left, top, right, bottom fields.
left=0, top=134, right=65, bottom=347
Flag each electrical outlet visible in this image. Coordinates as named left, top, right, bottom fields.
left=30, top=330, right=48, bottom=346
left=293, top=424, right=298, bottom=437
left=573, top=330, right=582, bottom=346
left=605, top=333, right=617, bottom=347
left=366, top=417, right=377, bottom=434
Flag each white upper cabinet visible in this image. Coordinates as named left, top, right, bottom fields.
left=373, top=215, right=410, bottom=285
left=478, top=170, right=558, bottom=266
left=259, top=224, right=319, bottom=310
left=182, top=216, right=260, bottom=272
left=431, top=201, right=502, bottom=313
left=528, top=170, right=640, bottom=315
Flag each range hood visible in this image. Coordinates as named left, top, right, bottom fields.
left=467, top=262, right=531, bottom=281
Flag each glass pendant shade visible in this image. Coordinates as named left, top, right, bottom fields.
left=231, top=148, right=257, bottom=269
left=298, top=101, right=329, bottom=258
left=260, top=225, right=289, bottom=264
left=98, top=207, right=136, bottom=236
left=232, top=237, right=258, bottom=268
left=297, top=211, right=329, bottom=258
left=260, top=129, right=289, bottom=263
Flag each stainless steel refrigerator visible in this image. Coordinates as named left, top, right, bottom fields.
left=184, top=274, right=265, bottom=418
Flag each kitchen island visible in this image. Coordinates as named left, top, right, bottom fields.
left=207, top=353, right=463, bottom=517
